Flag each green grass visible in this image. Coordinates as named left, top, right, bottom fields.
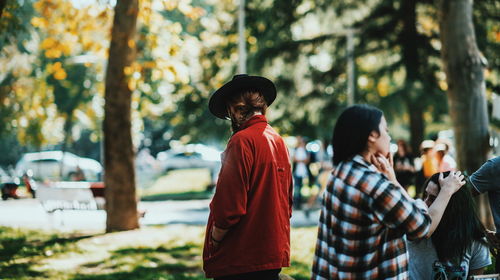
left=139, top=169, right=213, bottom=201
left=0, top=225, right=317, bottom=279
left=141, top=190, right=213, bottom=201
left=1, top=225, right=497, bottom=279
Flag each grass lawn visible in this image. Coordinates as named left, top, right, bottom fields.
left=139, top=169, right=213, bottom=201
left=0, top=225, right=317, bottom=280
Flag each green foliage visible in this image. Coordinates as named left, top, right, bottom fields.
left=474, top=0, right=500, bottom=96
left=0, top=0, right=34, bottom=51
left=0, top=133, right=24, bottom=167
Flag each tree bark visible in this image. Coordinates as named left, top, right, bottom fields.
left=400, top=0, right=425, bottom=156
left=104, top=0, right=139, bottom=232
left=0, top=0, right=6, bottom=19
left=408, top=103, right=424, bottom=156
left=438, top=0, right=492, bottom=227
left=60, top=114, right=73, bottom=179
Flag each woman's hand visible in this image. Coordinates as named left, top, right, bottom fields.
left=371, top=153, right=397, bottom=183
left=438, top=171, right=466, bottom=195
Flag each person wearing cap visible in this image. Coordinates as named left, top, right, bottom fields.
left=202, top=74, right=293, bottom=280
left=435, top=143, right=457, bottom=172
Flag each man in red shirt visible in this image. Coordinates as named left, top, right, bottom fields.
left=203, top=74, right=293, bottom=280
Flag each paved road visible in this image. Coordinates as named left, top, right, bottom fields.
left=0, top=198, right=320, bottom=231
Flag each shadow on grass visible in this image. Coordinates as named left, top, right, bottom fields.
left=141, top=190, right=213, bottom=201
left=0, top=227, right=100, bottom=279
left=73, top=243, right=205, bottom=280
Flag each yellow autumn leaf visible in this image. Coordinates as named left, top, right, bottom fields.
left=52, top=62, right=62, bottom=71
left=45, top=48, right=62, bottom=59
left=54, top=69, right=67, bottom=80
left=170, top=115, right=182, bottom=126
left=164, top=0, right=178, bottom=11
left=169, top=45, right=179, bottom=56
left=186, top=7, right=205, bottom=20
left=377, top=80, right=389, bottom=97
left=143, top=61, right=156, bottom=68
left=41, top=38, right=57, bottom=49
left=124, top=66, right=134, bottom=75
left=128, top=78, right=137, bottom=91
left=128, top=40, right=136, bottom=48
left=31, top=17, right=48, bottom=28
left=439, top=80, right=448, bottom=91
left=61, top=43, right=72, bottom=56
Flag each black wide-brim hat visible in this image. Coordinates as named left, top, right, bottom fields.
left=208, top=74, right=277, bottom=119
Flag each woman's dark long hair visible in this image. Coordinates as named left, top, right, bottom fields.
left=332, top=104, right=383, bottom=165
left=424, top=171, right=486, bottom=264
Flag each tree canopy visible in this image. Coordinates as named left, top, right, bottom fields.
left=0, top=0, right=497, bottom=165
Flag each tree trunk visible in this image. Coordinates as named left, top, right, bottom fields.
left=400, top=0, right=424, bottom=156
left=60, top=114, right=73, bottom=180
left=408, top=103, right=424, bottom=156
left=438, top=0, right=492, bottom=228
left=0, top=0, right=6, bottom=19
left=104, top=0, right=139, bottom=232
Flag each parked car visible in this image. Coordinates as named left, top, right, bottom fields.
left=0, top=167, right=20, bottom=200
left=156, top=144, right=222, bottom=188
left=15, top=151, right=102, bottom=182
left=157, top=144, right=222, bottom=172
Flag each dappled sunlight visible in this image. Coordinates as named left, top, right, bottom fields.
left=0, top=225, right=320, bottom=279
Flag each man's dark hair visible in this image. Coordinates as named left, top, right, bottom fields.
left=227, top=89, right=268, bottom=118
left=425, top=172, right=486, bottom=264
left=332, top=104, right=383, bottom=165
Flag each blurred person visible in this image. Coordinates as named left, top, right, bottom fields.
left=435, top=143, right=457, bottom=172
left=469, top=156, right=500, bottom=273
left=469, top=156, right=500, bottom=231
left=304, top=139, right=334, bottom=215
left=415, top=140, right=439, bottom=197
left=394, top=139, right=416, bottom=191
left=22, top=171, right=36, bottom=198
left=203, top=74, right=293, bottom=280
left=408, top=171, right=491, bottom=279
left=293, top=136, right=309, bottom=209
left=311, top=104, right=465, bottom=279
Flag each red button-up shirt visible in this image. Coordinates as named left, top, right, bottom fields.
left=203, top=115, right=293, bottom=278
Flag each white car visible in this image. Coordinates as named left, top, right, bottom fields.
left=157, top=144, right=221, bottom=171
left=15, top=151, right=102, bottom=182
left=157, top=144, right=222, bottom=187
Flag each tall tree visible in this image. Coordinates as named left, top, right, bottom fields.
left=438, top=0, right=489, bottom=172
left=438, top=0, right=491, bottom=226
left=104, top=0, right=139, bottom=232
left=0, top=0, right=6, bottom=18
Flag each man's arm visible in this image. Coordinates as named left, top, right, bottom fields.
left=469, top=156, right=500, bottom=196
left=210, top=136, right=252, bottom=241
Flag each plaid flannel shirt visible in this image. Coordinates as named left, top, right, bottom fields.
left=312, top=155, right=431, bottom=280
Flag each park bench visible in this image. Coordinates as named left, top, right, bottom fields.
left=37, top=181, right=105, bottom=213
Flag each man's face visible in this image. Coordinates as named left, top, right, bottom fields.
left=227, top=100, right=249, bottom=132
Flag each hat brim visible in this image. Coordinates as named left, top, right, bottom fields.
left=208, top=76, right=277, bottom=119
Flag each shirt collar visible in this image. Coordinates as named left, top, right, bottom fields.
left=352, top=154, right=378, bottom=172
left=240, top=114, right=267, bottom=130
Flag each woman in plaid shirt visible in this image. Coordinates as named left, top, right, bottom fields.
left=311, top=105, right=465, bottom=279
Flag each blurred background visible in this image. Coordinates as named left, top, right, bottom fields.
left=0, top=0, right=498, bottom=279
